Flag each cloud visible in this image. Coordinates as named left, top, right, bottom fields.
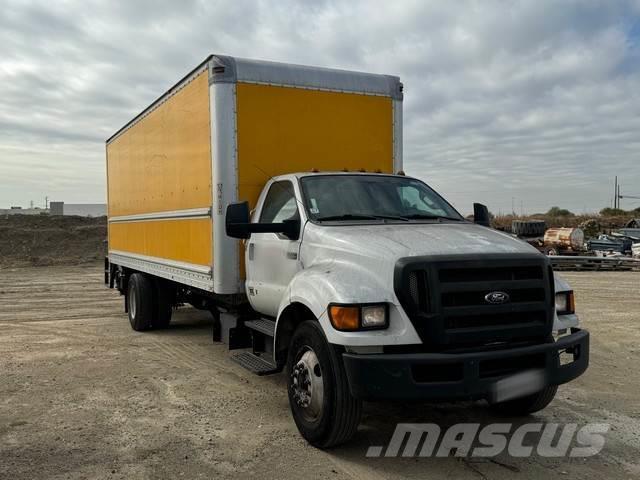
left=1, top=0, right=639, bottom=213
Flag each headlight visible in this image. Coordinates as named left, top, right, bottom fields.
left=555, top=291, right=575, bottom=315
left=328, top=303, right=389, bottom=331
left=362, top=305, right=387, bottom=328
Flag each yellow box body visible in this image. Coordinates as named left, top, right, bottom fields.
left=106, top=71, right=212, bottom=266
left=106, top=56, right=400, bottom=290
left=236, top=83, right=394, bottom=208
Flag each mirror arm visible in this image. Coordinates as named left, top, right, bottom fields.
left=227, top=219, right=300, bottom=240
left=241, top=223, right=290, bottom=234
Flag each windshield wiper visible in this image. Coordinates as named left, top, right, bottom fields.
left=316, top=214, right=380, bottom=221
left=316, top=214, right=409, bottom=222
left=403, top=213, right=462, bottom=221
left=370, top=214, right=409, bottom=221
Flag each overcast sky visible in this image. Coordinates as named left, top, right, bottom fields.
left=1, top=0, right=639, bottom=214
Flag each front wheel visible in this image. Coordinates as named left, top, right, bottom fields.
left=286, top=321, right=362, bottom=448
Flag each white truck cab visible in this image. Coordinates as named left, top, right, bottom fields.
left=225, top=171, right=589, bottom=447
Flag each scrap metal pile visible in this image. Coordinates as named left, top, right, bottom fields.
left=510, top=219, right=640, bottom=271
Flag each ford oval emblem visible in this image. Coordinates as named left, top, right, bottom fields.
left=485, top=291, right=510, bottom=304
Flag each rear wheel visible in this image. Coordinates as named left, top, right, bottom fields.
left=286, top=321, right=362, bottom=448
left=127, top=273, right=154, bottom=331
left=490, top=385, right=558, bottom=415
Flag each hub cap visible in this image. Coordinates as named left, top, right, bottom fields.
left=291, top=348, right=324, bottom=422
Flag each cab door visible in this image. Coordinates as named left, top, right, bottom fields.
left=245, top=180, right=302, bottom=317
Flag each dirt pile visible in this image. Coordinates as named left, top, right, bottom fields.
left=0, top=215, right=107, bottom=267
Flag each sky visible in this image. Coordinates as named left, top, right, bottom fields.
left=1, top=0, right=639, bottom=215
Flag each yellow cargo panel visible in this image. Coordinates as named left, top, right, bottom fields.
left=109, top=219, right=212, bottom=267
left=107, top=71, right=212, bottom=217
left=236, top=83, right=394, bottom=208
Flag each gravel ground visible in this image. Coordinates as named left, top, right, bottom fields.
left=0, top=265, right=638, bottom=479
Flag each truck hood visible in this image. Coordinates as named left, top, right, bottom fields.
left=303, top=221, right=539, bottom=261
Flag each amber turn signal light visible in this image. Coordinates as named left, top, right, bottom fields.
left=329, top=306, right=360, bottom=331
left=568, top=291, right=575, bottom=313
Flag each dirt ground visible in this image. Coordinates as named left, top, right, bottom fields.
left=0, top=215, right=106, bottom=267
left=0, top=265, right=638, bottom=479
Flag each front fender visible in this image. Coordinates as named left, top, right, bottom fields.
left=276, top=262, right=422, bottom=347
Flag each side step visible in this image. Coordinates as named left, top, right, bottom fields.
left=231, top=351, right=280, bottom=376
left=244, top=318, right=275, bottom=337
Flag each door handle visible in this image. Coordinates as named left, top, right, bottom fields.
left=286, top=251, right=298, bottom=260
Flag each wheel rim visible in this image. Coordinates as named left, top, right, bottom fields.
left=291, top=347, right=324, bottom=422
left=129, top=286, right=137, bottom=319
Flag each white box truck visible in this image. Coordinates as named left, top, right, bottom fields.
left=106, top=55, right=589, bottom=448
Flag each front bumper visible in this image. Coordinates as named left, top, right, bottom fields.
left=342, top=328, right=589, bottom=401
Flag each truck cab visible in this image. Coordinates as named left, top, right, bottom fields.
left=226, top=171, right=589, bottom=448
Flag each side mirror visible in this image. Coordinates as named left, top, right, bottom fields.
left=225, top=201, right=301, bottom=240
left=279, top=219, right=301, bottom=241
left=226, top=202, right=251, bottom=239
left=473, top=203, right=491, bottom=228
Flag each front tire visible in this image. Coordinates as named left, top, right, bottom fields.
left=286, top=321, right=362, bottom=448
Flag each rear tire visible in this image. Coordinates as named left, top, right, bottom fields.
left=490, top=385, right=558, bottom=415
left=286, top=321, right=362, bottom=448
left=127, top=273, right=154, bottom=331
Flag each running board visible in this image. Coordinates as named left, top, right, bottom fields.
left=244, top=318, right=275, bottom=337
left=231, top=351, right=280, bottom=376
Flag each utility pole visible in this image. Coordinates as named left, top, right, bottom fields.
left=45, top=196, right=48, bottom=209
left=614, top=176, right=618, bottom=210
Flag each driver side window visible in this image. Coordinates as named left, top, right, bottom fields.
left=260, top=181, right=300, bottom=224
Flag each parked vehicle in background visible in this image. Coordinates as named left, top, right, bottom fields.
left=542, top=227, right=585, bottom=255
left=105, top=55, right=589, bottom=447
left=511, top=220, right=585, bottom=256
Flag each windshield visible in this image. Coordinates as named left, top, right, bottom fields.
left=299, top=175, right=463, bottom=222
